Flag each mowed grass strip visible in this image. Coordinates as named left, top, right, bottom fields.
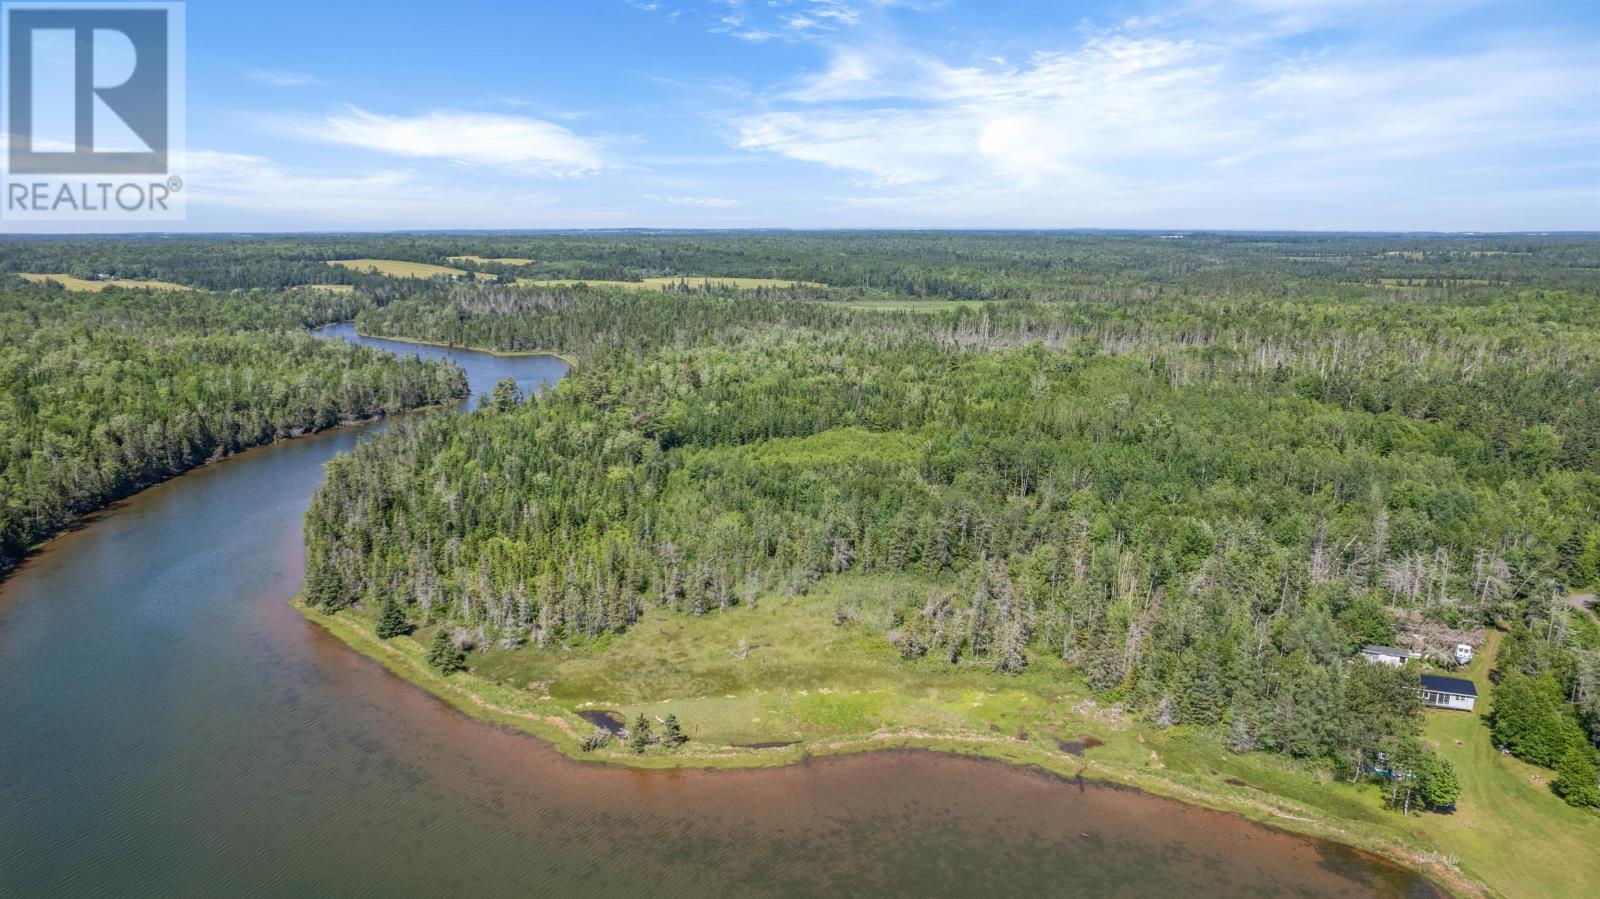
left=1406, top=632, right=1600, bottom=899
left=19, top=273, right=192, bottom=292
left=326, top=259, right=496, bottom=281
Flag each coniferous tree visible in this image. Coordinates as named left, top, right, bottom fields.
left=629, top=713, right=654, bottom=753
left=1554, top=747, right=1600, bottom=808
left=491, top=377, right=522, bottom=412
left=1492, top=671, right=1586, bottom=767
left=376, top=597, right=411, bottom=639
left=663, top=713, right=687, bottom=747
left=427, top=628, right=465, bottom=674
left=1414, top=752, right=1462, bottom=810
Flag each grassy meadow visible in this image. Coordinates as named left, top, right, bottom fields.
left=19, top=273, right=192, bottom=292
left=325, top=259, right=497, bottom=281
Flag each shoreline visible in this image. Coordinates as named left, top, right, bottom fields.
left=295, top=596, right=1481, bottom=898
left=330, top=325, right=581, bottom=367
left=0, top=404, right=458, bottom=587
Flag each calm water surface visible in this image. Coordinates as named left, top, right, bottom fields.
left=0, top=327, right=1443, bottom=897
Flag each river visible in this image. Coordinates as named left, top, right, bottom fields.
left=0, top=325, right=1443, bottom=897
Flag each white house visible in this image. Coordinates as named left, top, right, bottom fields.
left=1420, top=674, right=1477, bottom=712
left=1359, top=645, right=1410, bottom=667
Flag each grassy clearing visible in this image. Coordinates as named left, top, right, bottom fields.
left=295, top=283, right=355, bottom=294
left=19, top=273, right=192, bottom=292
left=296, top=572, right=1598, bottom=897
left=447, top=255, right=534, bottom=266
left=1404, top=632, right=1600, bottom=898
left=325, top=259, right=496, bottom=281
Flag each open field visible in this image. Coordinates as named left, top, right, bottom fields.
left=447, top=255, right=534, bottom=265
left=294, top=572, right=1600, bottom=898
left=295, top=283, right=355, bottom=294
left=325, top=259, right=497, bottom=281
left=18, top=273, right=192, bottom=292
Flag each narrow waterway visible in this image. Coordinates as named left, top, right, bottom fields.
left=0, top=326, right=1443, bottom=897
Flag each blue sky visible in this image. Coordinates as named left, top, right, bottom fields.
left=110, top=0, right=1600, bottom=229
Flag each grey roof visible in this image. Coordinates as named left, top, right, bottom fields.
left=1419, top=674, right=1477, bottom=698
left=1361, top=645, right=1410, bottom=657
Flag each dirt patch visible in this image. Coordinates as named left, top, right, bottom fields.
left=1058, top=735, right=1106, bottom=756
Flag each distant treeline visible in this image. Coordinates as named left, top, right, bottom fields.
left=3, top=231, right=1598, bottom=294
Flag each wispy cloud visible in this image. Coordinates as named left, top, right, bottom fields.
left=727, top=12, right=1600, bottom=228
left=646, top=193, right=743, bottom=207
left=244, top=67, right=320, bottom=87
left=183, top=150, right=574, bottom=226
left=711, top=0, right=867, bottom=42
left=274, top=106, right=605, bottom=176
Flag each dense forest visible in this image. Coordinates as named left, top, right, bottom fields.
left=294, top=232, right=1600, bottom=802
left=0, top=287, right=465, bottom=575
left=4, top=231, right=1597, bottom=803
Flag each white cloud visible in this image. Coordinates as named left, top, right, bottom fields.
left=276, top=106, right=605, bottom=176
left=180, top=150, right=578, bottom=227
left=711, top=0, right=866, bottom=42
left=728, top=22, right=1600, bottom=227
left=244, top=68, right=320, bottom=87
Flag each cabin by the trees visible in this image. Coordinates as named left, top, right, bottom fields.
left=1419, top=674, right=1477, bottom=712
left=1360, top=645, right=1412, bottom=668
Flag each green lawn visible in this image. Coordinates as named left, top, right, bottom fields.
left=1406, top=632, right=1600, bottom=898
